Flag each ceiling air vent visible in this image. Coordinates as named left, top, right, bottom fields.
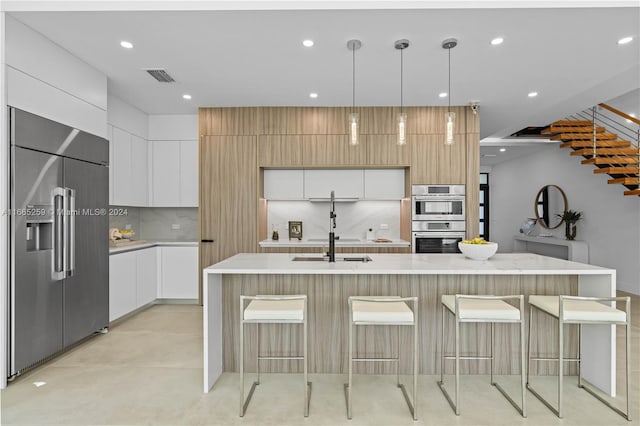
left=144, top=68, right=175, bottom=83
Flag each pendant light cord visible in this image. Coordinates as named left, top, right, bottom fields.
left=448, top=47, right=451, bottom=114
left=400, top=48, right=404, bottom=113
left=352, top=45, right=356, bottom=109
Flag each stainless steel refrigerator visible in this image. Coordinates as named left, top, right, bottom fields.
left=9, top=107, right=109, bottom=377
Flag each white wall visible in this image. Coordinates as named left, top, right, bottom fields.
left=5, top=15, right=107, bottom=138
left=108, top=93, right=148, bottom=139
left=148, top=114, right=198, bottom=140
left=490, top=144, right=640, bottom=294
left=0, top=11, right=8, bottom=390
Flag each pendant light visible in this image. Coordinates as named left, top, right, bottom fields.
left=395, top=39, right=410, bottom=146
left=442, top=38, right=457, bottom=146
left=347, top=39, right=362, bottom=146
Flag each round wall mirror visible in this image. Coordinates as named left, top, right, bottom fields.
left=534, top=185, right=567, bottom=229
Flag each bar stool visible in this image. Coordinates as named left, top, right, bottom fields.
left=527, top=295, right=631, bottom=420
left=345, top=296, right=418, bottom=420
left=438, top=294, right=526, bottom=417
left=239, top=295, right=311, bottom=417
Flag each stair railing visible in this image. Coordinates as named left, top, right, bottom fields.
left=568, top=103, right=640, bottom=165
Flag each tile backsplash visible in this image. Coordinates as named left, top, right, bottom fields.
left=267, top=201, right=400, bottom=240
left=109, top=207, right=198, bottom=241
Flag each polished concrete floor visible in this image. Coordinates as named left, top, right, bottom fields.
left=1, top=294, right=638, bottom=426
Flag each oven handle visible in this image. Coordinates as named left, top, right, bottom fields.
left=413, top=195, right=465, bottom=201
left=413, top=232, right=466, bottom=238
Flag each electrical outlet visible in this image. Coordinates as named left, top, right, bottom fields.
left=125, top=224, right=132, bottom=230
left=171, top=224, right=181, bottom=230
left=379, top=224, right=389, bottom=230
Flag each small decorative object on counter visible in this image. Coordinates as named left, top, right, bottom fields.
left=366, top=228, right=375, bottom=240
left=556, top=209, right=582, bottom=240
left=519, top=218, right=537, bottom=235
left=288, top=221, right=303, bottom=240
left=271, top=224, right=279, bottom=241
left=458, top=237, right=498, bottom=260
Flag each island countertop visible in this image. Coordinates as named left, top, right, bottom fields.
left=203, top=252, right=617, bottom=397
left=204, top=252, right=614, bottom=275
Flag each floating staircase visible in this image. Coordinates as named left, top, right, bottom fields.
left=542, top=103, right=640, bottom=196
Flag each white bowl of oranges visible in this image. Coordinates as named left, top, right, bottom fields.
left=458, top=238, right=498, bottom=260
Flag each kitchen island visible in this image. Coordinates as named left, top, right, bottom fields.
left=203, top=253, right=617, bottom=396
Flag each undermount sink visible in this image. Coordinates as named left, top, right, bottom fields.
left=292, top=255, right=372, bottom=263
left=307, top=238, right=361, bottom=242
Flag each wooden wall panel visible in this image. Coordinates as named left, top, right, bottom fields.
left=258, top=135, right=303, bottom=166
left=436, top=134, right=466, bottom=184
left=466, top=130, right=480, bottom=238
left=220, top=108, right=256, bottom=136
left=326, top=107, right=349, bottom=134
left=260, top=107, right=304, bottom=135
left=300, top=107, right=328, bottom=134
left=410, top=135, right=439, bottom=184
left=359, top=107, right=399, bottom=134
left=199, top=108, right=221, bottom=136
left=301, top=135, right=366, bottom=166
left=365, top=134, right=411, bottom=166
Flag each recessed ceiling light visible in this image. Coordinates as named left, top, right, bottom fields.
left=491, top=37, right=504, bottom=46
left=182, top=94, right=192, bottom=100
left=303, top=39, right=314, bottom=47
left=120, top=41, right=133, bottom=49
left=309, top=92, right=318, bottom=99
left=499, top=148, right=506, bottom=152
left=439, top=92, right=448, bottom=98
left=528, top=92, right=538, bottom=98
left=617, top=36, right=633, bottom=45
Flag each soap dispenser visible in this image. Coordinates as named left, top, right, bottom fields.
left=366, top=228, right=375, bottom=241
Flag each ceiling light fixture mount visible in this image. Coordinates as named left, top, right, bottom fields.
left=442, top=38, right=457, bottom=146
left=347, top=39, right=362, bottom=146
left=395, top=39, right=410, bottom=146
left=303, top=39, right=315, bottom=47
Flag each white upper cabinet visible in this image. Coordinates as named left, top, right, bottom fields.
left=150, top=140, right=181, bottom=206
left=179, top=140, right=199, bottom=207
left=364, top=169, right=405, bottom=199
left=304, top=169, right=364, bottom=199
left=110, top=126, right=133, bottom=206
left=263, top=169, right=304, bottom=200
left=109, top=125, right=148, bottom=206
left=149, top=140, right=198, bottom=207
left=263, top=168, right=405, bottom=200
left=130, top=135, right=148, bottom=206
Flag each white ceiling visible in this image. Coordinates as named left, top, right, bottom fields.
left=7, top=4, right=640, bottom=149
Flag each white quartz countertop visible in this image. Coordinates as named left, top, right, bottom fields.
left=109, top=241, right=198, bottom=254
left=204, top=253, right=613, bottom=275
left=259, top=238, right=410, bottom=248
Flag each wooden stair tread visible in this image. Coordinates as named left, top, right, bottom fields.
left=570, top=148, right=639, bottom=156
left=542, top=126, right=605, bottom=134
left=624, top=189, right=640, bottom=196
left=552, top=133, right=617, bottom=141
left=582, top=157, right=638, bottom=165
left=608, top=177, right=640, bottom=184
left=551, top=120, right=593, bottom=126
left=594, top=167, right=639, bottom=174
left=560, top=140, right=631, bottom=148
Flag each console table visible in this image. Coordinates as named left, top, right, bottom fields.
left=513, top=234, right=589, bottom=263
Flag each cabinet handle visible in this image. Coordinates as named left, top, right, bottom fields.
left=201, top=239, right=215, bottom=243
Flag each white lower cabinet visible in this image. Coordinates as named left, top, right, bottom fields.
left=108, top=250, right=138, bottom=322
left=159, top=246, right=198, bottom=299
left=136, top=247, right=158, bottom=307
left=109, top=245, right=198, bottom=322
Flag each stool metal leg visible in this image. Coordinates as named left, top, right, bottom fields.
left=520, top=308, right=527, bottom=417
left=490, top=322, right=495, bottom=385
left=256, top=324, right=260, bottom=385
left=558, top=316, right=564, bottom=418
left=239, top=312, right=244, bottom=417
left=455, top=313, right=460, bottom=415
left=577, top=324, right=581, bottom=389
left=346, top=308, right=353, bottom=420
left=304, top=302, right=310, bottom=417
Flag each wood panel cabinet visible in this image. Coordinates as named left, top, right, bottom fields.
left=365, top=134, right=410, bottom=166
left=258, top=135, right=303, bottom=166
left=410, top=134, right=466, bottom=184
left=302, top=135, right=366, bottom=166
left=199, top=135, right=257, bottom=297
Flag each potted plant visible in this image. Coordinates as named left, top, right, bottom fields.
left=556, top=209, right=582, bottom=240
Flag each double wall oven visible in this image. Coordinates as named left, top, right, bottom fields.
left=412, top=184, right=466, bottom=253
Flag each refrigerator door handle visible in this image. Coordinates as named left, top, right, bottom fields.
left=52, top=187, right=65, bottom=280
left=67, top=188, right=76, bottom=277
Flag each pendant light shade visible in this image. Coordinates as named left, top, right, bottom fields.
left=442, top=38, right=458, bottom=146
left=347, top=39, right=361, bottom=146
left=395, top=39, right=410, bottom=146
